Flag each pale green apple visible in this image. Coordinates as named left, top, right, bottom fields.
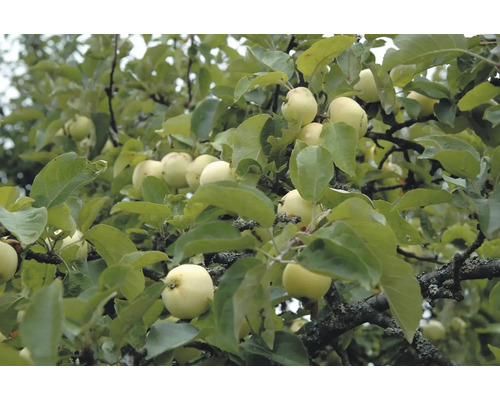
left=64, top=115, right=93, bottom=141
left=298, top=122, right=323, bottom=146
left=185, top=154, right=219, bottom=190
left=199, top=160, right=234, bottom=185
left=328, top=97, right=368, bottom=138
left=162, top=264, right=214, bottom=320
left=282, top=87, right=318, bottom=127
left=282, top=263, right=331, bottom=301
left=132, top=160, right=164, bottom=190
left=0, top=241, right=18, bottom=284
left=407, top=91, right=438, bottom=117
left=354, top=69, right=379, bottom=103
left=450, top=317, right=467, bottom=334
left=421, top=320, right=446, bottom=342
left=161, top=152, right=193, bottom=188
left=277, top=189, right=321, bottom=229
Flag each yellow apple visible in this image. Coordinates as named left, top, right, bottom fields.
left=132, top=160, right=164, bottom=190
left=162, top=264, right=214, bottom=320
left=407, top=91, right=438, bottom=117
left=282, top=263, right=331, bottom=301
left=421, top=320, right=446, bottom=342
left=199, top=160, right=234, bottom=185
left=328, top=97, right=368, bottom=138
left=64, top=115, right=93, bottom=142
left=185, top=154, right=219, bottom=190
left=354, top=69, right=379, bottom=103
left=61, top=230, right=89, bottom=259
left=161, top=152, right=193, bottom=189
left=277, top=189, right=321, bottom=229
left=298, top=122, right=323, bottom=146
left=0, top=241, right=18, bottom=284
left=282, top=87, right=318, bottom=127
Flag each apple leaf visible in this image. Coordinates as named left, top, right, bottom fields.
left=170, top=220, right=257, bottom=266
left=145, top=320, right=200, bottom=359
left=379, top=254, right=423, bottom=343
left=118, top=251, right=169, bottom=270
left=30, top=152, right=106, bottom=209
left=470, top=187, right=500, bottom=239
left=297, top=35, right=357, bottom=77
left=141, top=176, right=171, bottom=204
left=289, top=144, right=334, bottom=203
left=98, top=265, right=145, bottom=301
left=0, top=204, right=47, bottom=245
left=110, top=201, right=173, bottom=220
left=159, top=113, right=191, bottom=137
left=207, top=257, right=266, bottom=354
left=19, top=280, right=63, bottom=366
left=368, top=63, right=397, bottom=114
left=232, top=114, right=271, bottom=170
left=320, top=122, right=358, bottom=176
left=320, top=187, right=373, bottom=209
left=110, top=282, right=165, bottom=348
left=458, top=82, right=500, bottom=111
left=189, top=181, right=275, bottom=228
left=327, top=197, right=386, bottom=225
left=374, top=200, right=424, bottom=246
left=113, top=139, right=146, bottom=178
left=77, top=196, right=111, bottom=233
left=234, top=72, right=288, bottom=102
left=191, top=98, right=221, bottom=141
left=393, top=189, right=453, bottom=212
left=382, top=34, right=469, bottom=72
left=84, top=224, right=137, bottom=267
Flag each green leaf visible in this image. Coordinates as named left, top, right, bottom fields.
left=471, top=187, right=500, bottom=239
left=171, top=220, right=257, bottom=265
left=21, top=260, right=56, bottom=293
left=369, top=63, right=397, bottom=114
left=160, top=114, right=191, bottom=137
left=0, top=344, right=31, bottom=366
left=261, top=51, right=295, bottom=78
left=77, top=196, right=110, bottom=233
left=189, top=181, right=275, bottom=228
left=379, top=254, right=423, bottom=343
left=433, top=150, right=481, bottom=179
left=46, top=203, right=76, bottom=233
left=30, top=152, right=106, bottom=208
left=289, top=144, right=334, bottom=203
left=141, top=176, right=170, bottom=203
left=320, top=187, right=373, bottom=209
left=234, top=72, right=288, bottom=102
left=394, top=189, right=453, bottom=212
left=232, top=114, right=270, bottom=170
left=207, top=257, right=266, bottom=354
left=84, top=224, right=137, bottom=266
left=145, top=320, right=199, bottom=359
left=2, top=108, right=44, bottom=124
left=320, top=122, right=358, bottom=176
left=0, top=186, right=20, bottom=209
left=0, top=204, right=47, bottom=245
left=110, top=282, right=165, bottom=347
left=118, top=251, right=169, bottom=270
left=382, top=34, right=469, bottom=71
left=113, top=139, right=145, bottom=178
left=19, top=280, right=63, bottom=365
left=297, top=35, right=357, bottom=77
left=328, top=197, right=386, bottom=225
left=458, top=82, right=500, bottom=111
left=191, top=98, right=221, bottom=141
left=487, top=344, right=500, bottom=363
left=374, top=200, right=424, bottom=246
left=485, top=105, right=500, bottom=128
left=111, top=201, right=173, bottom=219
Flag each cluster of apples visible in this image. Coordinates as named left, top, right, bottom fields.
left=55, top=114, right=95, bottom=151
left=132, top=152, right=234, bottom=194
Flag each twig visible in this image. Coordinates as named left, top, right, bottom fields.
left=106, top=34, right=119, bottom=146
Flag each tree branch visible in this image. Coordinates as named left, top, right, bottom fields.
left=106, top=34, right=119, bottom=146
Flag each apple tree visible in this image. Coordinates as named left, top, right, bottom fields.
left=1, top=34, right=500, bottom=366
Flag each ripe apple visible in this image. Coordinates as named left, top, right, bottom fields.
left=421, top=320, right=446, bottom=342
left=64, top=115, right=93, bottom=141
left=161, top=264, right=214, bottom=320
left=282, top=87, right=318, bottom=127
left=277, top=189, right=321, bottom=229
left=0, top=241, right=18, bottom=284
left=407, top=91, right=438, bottom=117
left=60, top=230, right=89, bottom=259
left=185, top=154, right=219, bottom=190
left=199, top=160, right=234, bottom=185
left=132, top=160, right=164, bottom=190
left=354, top=69, right=379, bottom=103
left=328, top=97, right=368, bottom=138
left=161, top=152, right=193, bottom=189
left=282, top=262, right=331, bottom=301
left=298, top=122, right=323, bottom=146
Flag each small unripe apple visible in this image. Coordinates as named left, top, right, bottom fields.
left=132, top=160, right=164, bottom=190
left=185, top=154, right=219, bottom=190
left=450, top=316, right=467, bottom=333
left=354, top=69, right=379, bottom=103
left=282, top=87, right=318, bottom=127
left=162, top=264, right=214, bottom=320
left=277, top=189, right=321, bottom=229
left=161, top=152, right=193, bottom=188
left=199, top=160, right=234, bottom=185
left=64, top=115, right=93, bottom=141
left=0, top=241, right=18, bottom=284
left=282, top=263, right=331, bottom=301
left=407, top=91, right=438, bottom=117
left=61, top=230, right=89, bottom=259
left=298, top=122, right=323, bottom=146
left=421, top=320, right=446, bottom=342
left=328, top=97, right=368, bottom=138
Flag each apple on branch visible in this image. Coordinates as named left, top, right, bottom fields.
left=328, top=96, right=368, bottom=138
left=0, top=241, right=18, bottom=284
left=63, top=114, right=94, bottom=142
left=277, top=189, right=321, bottom=229
left=132, top=159, right=164, bottom=191
left=199, top=160, right=234, bottom=185
left=281, top=87, right=318, bottom=127
left=161, top=152, right=193, bottom=189
left=185, top=154, right=219, bottom=190
left=298, top=122, right=323, bottom=146
left=282, top=262, right=331, bottom=301
left=161, top=264, right=214, bottom=320
left=354, top=69, right=379, bottom=103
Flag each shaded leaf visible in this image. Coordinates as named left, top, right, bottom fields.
left=145, top=320, right=199, bottom=359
